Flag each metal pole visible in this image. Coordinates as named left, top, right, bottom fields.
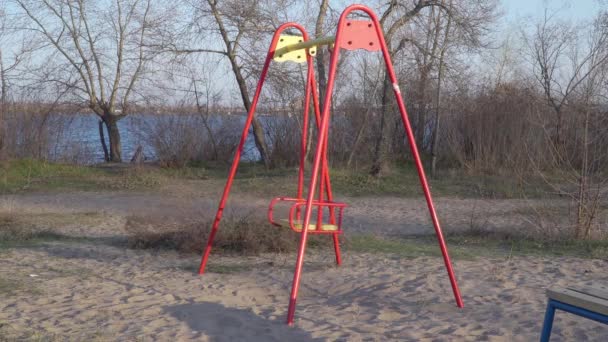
left=358, top=4, right=464, bottom=308
left=540, top=300, right=556, bottom=342
left=198, top=23, right=311, bottom=275
left=297, top=58, right=315, bottom=204
left=310, top=69, right=340, bottom=263
left=286, top=15, right=345, bottom=327
left=286, top=4, right=464, bottom=324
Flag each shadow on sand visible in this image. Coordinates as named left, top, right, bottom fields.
left=164, top=302, right=320, bottom=342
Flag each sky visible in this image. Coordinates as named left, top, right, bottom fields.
left=3, top=0, right=605, bottom=106
left=502, top=0, right=603, bottom=22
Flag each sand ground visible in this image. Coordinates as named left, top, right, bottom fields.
left=1, top=190, right=607, bottom=341
left=1, top=243, right=607, bottom=341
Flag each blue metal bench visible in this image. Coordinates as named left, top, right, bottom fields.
left=541, top=285, right=608, bottom=341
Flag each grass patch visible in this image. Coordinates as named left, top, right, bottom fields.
left=0, top=159, right=291, bottom=195
left=345, top=232, right=608, bottom=259
left=0, top=159, right=103, bottom=193
left=448, top=231, right=608, bottom=259
left=0, top=158, right=561, bottom=198
left=0, top=159, right=166, bottom=194
left=331, top=162, right=552, bottom=198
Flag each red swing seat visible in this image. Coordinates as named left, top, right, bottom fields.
left=267, top=197, right=346, bottom=234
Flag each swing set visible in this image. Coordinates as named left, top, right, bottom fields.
left=198, top=4, right=464, bottom=325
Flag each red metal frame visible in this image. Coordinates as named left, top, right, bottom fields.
left=198, top=23, right=339, bottom=275
left=285, top=5, right=463, bottom=325
left=198, top=4, right=464, bottom=326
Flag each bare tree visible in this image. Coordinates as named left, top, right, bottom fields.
left=369, top=0, right=497, bottom=176
left=430, top=0, right=454, bottom=177
left=525, top=10, right=576, bottom=146
left=191, top=64, right=223, bottom=161
left=0, top=3, right=10, bottom=158
left=0, top=1, right=34, bottom=160
left=14, top=0, right=165, bottom=162
left=0, top=51, right=7, bottom=160
left=370, top=0, right=442, bottom=176
left=163, top=0, right=278, bottom=168
left=526, top=10, right=608, bottom=238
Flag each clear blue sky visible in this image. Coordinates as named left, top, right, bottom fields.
left=502, top=0, right=603, bottom=21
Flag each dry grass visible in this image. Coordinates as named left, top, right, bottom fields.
left=124, top=214, right=332, bottom=255
left=0, top=212, right=60, bottom=244
left=0, top=211, right=105, bottom=247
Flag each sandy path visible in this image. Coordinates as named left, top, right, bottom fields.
left=1, top=242, right=606, bottom=341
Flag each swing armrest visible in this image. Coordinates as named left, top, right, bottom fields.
left=268, top=197, right=347, bottom=231
left=268, top=197, right=304, bottom=227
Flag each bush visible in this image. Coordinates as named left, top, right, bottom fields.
left=132, top=114, right=241, bottom=168
left=0, top=212, right=62, bottom=243
left=124, top=214, right=310, bottom=255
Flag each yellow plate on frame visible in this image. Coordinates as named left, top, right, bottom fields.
left=273, top=35, right=316, bottom=63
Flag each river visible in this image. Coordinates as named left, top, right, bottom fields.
left=49, top=113, right=263, bottom=164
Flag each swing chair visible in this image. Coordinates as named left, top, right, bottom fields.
left=198, top=4, right=464, bottom=325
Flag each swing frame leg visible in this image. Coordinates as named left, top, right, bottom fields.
left=198, top=22, right=313, bottom=275
left=286, top=4, right=463, bottom=325
left=332, top=234, right=342, bottom=265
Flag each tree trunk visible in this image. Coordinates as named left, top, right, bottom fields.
left=98, top=120, right=110, bottom=162
left=416, top=68, right=430, bottom=149
left=104, top=116, right=122, bottom=162
left=576, top=107, right=590, bottom=239
left=347, top=113, right=369, bottom=168
left=431, top=1, right=452, bottom=178
left=369, top=0, right=448, bottom=176
left=234, top=72, right=270, bottom=168
left=430, top=69, right=442, bottom=178
left=0, top=49, right=6, bottom=159
left=306, top=98, right=315, bottom=162
left=206, top=0, right=271, bottom=168
left=370, top=73, right=392, bottom=176
left=347, top=58, right=370, bottom=168
left=315, top=0, right=330, bottom=110
left=193, top=80, right=220, bottom=161
left=306, top=0, right=330, bottom=163
left=227, top=59, right=270, bottom=168
left=131, top=145, right=144, bottom=164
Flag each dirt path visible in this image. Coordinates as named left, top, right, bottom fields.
left=1, top=190, right=543, bottom=236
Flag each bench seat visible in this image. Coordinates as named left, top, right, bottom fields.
left=541, top=284, right=608, bottom=341
left=547, top=285, right=608, bottom=316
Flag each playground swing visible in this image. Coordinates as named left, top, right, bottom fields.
left=198, top=4, right=464, bottom=325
